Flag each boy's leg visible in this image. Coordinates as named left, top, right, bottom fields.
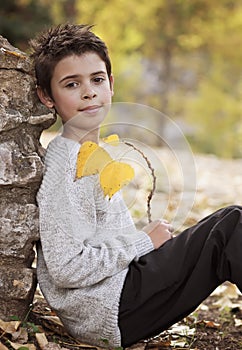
left=119, top=205, right=242, bottom=347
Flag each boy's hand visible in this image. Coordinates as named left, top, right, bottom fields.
left=142, top=219, right=174, bottom=249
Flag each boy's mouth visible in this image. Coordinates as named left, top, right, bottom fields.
left=80, top=105, right=101, bottom=113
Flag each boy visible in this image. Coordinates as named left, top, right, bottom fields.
left=31, top=23, right=242, bottom=348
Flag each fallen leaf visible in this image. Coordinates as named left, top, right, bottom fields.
left=199, top=303, right=209, bottom=311
left=197, top=320, right=221, bottom=329
left=212, top=295, right=242, bottom=310
left=44, top=343, right=69, bottom=350
left=126, top=343, right=146, bottom=350
left=212, top=282, right=240, bottom=299
left=40, top=316, right=68, bottom=337
left=147, top=338, right=171, bottom=348
left=40, top=316, right=63, bottom=327
left=168, top=323, right=196, bottom=337
left=12, top=327, right=28, bottom=343
left=0, top=319, right=21, bottom=334
left=8, top=340, right=36, bottom=350
left=234, top=318, right=242, bottom=327
left=170, top=339, right=187, bottom=347
left=0, top=342, right=8, bottom=350
left=36, top=333, right=48, bottom=350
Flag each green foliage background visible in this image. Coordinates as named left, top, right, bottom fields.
left=1, top=0, right=242, bottom=157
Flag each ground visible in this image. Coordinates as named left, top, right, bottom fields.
left=1, top=143, right=242, bottom=349
left=1, top=285, right=242, bottom=349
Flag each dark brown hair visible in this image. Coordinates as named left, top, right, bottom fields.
left=30, top=23, right=112, bottom=98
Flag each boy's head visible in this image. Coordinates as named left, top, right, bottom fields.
left=30, top=23, right=112, bottom=98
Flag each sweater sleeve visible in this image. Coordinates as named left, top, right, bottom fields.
left=37, top=138, right=154, bottom=289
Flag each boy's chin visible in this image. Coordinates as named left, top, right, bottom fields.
left=60, top=115, right=102, bottom=141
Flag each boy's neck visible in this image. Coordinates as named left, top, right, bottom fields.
left=61, top=124, right=100, bottom=144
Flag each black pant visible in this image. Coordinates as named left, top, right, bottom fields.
left=118, top=205, right=242, bottom=347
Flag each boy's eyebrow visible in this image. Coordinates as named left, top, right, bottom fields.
left=59, top=71, right=107, bottom=83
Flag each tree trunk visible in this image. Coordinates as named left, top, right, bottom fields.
left=0, top=36, right=55, bottom=320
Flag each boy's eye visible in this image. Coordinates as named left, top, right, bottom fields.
left=93, top=77, right=105, bottom=83
left=65, top=82, right=79, bottom=88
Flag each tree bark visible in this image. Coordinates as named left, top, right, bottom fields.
left=0, top=36, right=55, bottom=320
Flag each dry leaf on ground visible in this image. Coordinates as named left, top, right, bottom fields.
left=0, top=341, right=8, bottom=350
left=0, top=320, right=21, bottom=334
left=8, top=340, right=36, bottom=350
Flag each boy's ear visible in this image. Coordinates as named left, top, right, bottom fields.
left=37, top=87, right=54, bottom=109
left=110, top=74, right=114, bottom=96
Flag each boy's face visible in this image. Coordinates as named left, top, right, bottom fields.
left=38, top=52, right=114, bottom=132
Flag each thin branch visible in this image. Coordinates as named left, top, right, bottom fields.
left=124, top=141, right=156, bottom=223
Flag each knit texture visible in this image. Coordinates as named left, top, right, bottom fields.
left=37, top=135, right=154, bottom=348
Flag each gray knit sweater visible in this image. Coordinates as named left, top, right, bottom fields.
left=37, top=135, right=154, bottom=348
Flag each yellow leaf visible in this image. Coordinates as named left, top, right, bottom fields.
left=102, top=134, right=119, bottom=145
left=76, top=138, right=135, bottom=198
left=100, top=161, right=135, bottom=199
left=76, top=141, right=112, bottom=178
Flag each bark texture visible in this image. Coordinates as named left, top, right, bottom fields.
left=0, top=36, right=55, bottom=320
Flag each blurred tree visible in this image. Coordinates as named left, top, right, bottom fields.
left=73, top=0, right=150, bottom=118
left=0, top=0, right=53, bottom=50
left=184, top=1, right=242, bottom=157
left=51, top=0, right=77, bottom=24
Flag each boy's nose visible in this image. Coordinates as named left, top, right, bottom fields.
left=81, top=87, right=97, bottom=100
